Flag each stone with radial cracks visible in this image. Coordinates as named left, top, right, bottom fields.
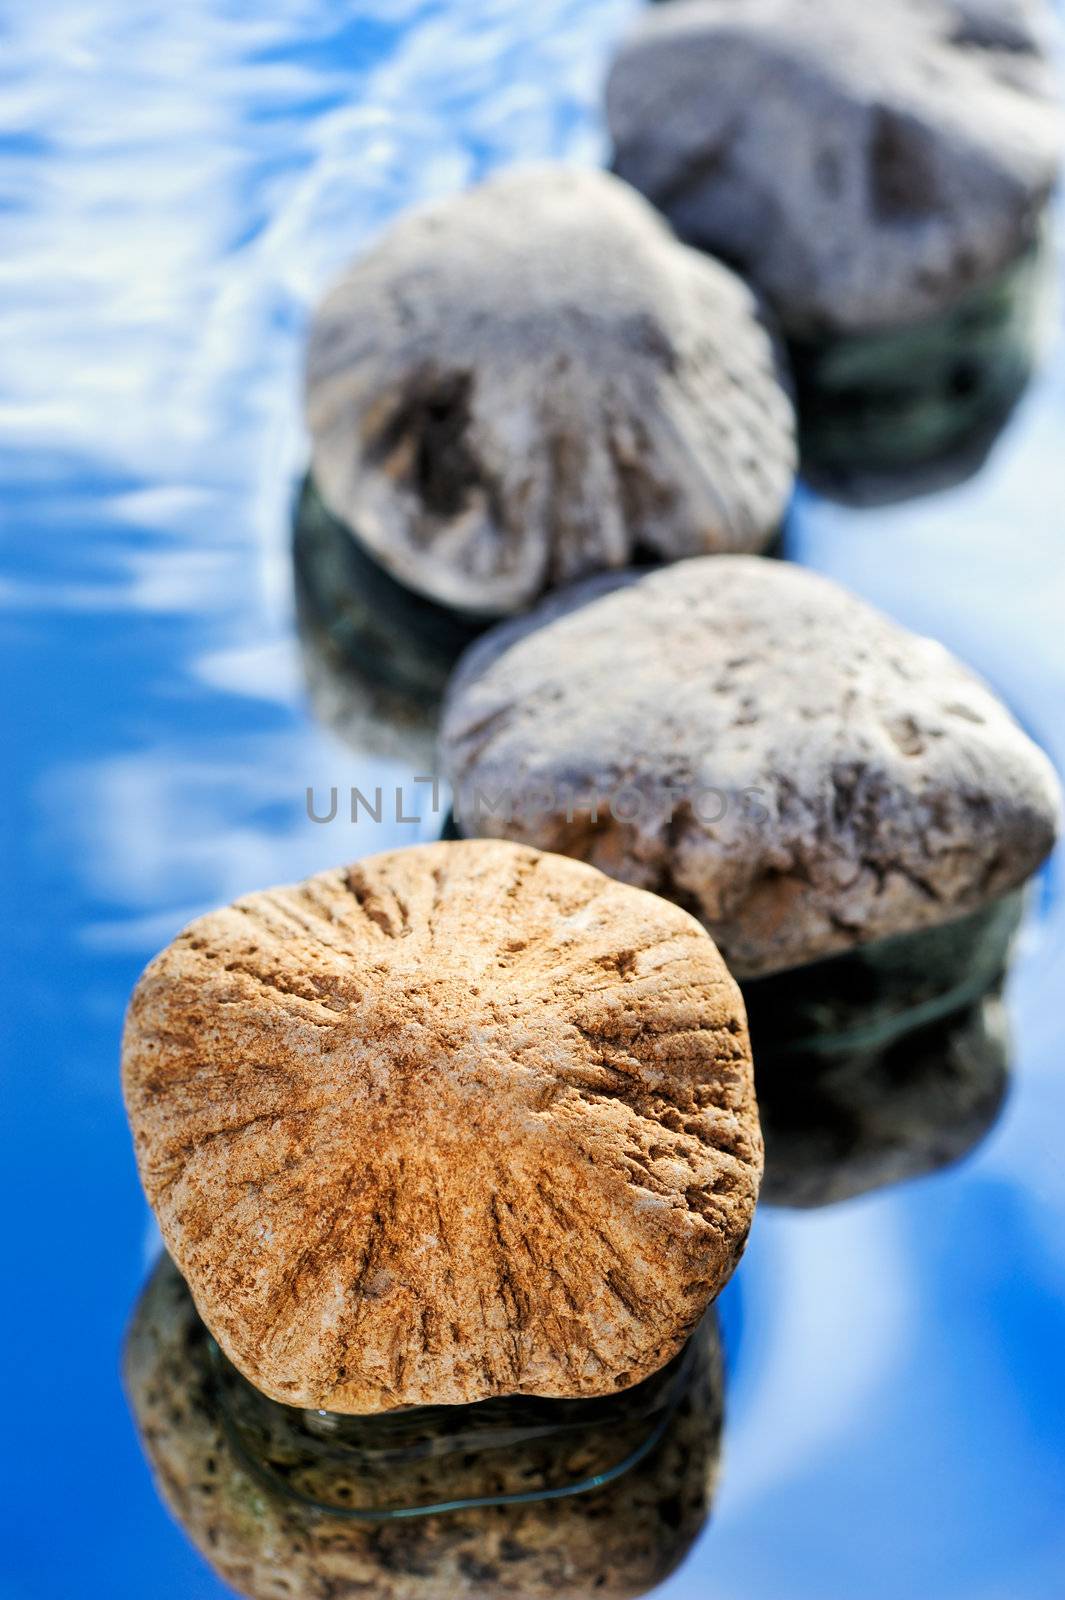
left=305, top=164, right=795, bottom=614
left=122, top=839, right=761, bottom=1413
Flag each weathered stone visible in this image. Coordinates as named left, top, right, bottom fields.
left=439, top=558, right=1060, bottom=978
left=124, top=1256, right=724, bottom=1600
left=122, top=840, right=760, bottom=1412
left=305, top=165, right=795, bottom=614
left=607, top=0, right=1063, bottom=338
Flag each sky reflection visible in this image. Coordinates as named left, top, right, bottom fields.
left=3, top=2, right=1064, bottom=1597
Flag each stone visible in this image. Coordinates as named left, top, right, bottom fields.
left=607, top=0, right=1063, bottom=338
left=122, top=839, right=761, bottom=1413
left=439, top=558, right=1060, bottom=979
left=124, top=1256, right=724, bottom=1600
left=305, top=164, right=795, bottom=614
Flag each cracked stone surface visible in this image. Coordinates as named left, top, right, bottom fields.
left=124, top=1256, right=724, bottom=1600
left=607, top=0, right=1063, bottom=337
left=122, top=840, right=760, bottom=1412
left=305, top=164, right=795, bottom=614
left=439, top=558, right=1061, bottom=978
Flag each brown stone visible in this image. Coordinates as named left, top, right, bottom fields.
left=122, top=840, right=760, bottom=1412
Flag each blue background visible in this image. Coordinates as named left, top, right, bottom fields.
left=2, top=2, right=1064, bottom=1596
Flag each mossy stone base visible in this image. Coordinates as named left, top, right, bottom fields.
left=125, top=1258, right=724, bottom=1599
left=209, top=1325, right=699, bottom=1519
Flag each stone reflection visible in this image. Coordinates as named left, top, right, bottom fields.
left=754, top=986, right=1011, bottom=1209
left=293, top=476, right=492, bottom=767
left=125, top=1257, right=724, bottom=1600
left=792, top=235, right=1055, bottom=506
left=294, top=477, right=786, bottom=771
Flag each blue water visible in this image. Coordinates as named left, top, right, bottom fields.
left=3, top=3, right=1065, bottom=1597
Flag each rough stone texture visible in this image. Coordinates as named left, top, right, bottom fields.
left=305, top=164, right=795, bottom=614
left=122, top=840, right=760, bottom=1413
left=607, top=0, right=1064, bottom=337
left=124, top=1256, right=724, bottom=1600
left=439, top=558, right=1061, bottom=979
left=756, top=989, right=1010, bottom=1207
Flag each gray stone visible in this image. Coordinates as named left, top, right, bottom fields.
left=439, top=557, right=1061, bottom=978
left=305, top=165, right=795, bottom=614
left=607, top=0, right=1063, bottom=337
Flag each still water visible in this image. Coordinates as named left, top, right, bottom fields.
left=3, top=2, right=1065, bottom=1596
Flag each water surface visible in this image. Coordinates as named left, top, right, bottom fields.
left=3, top=3, right=1065, bottom=1596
